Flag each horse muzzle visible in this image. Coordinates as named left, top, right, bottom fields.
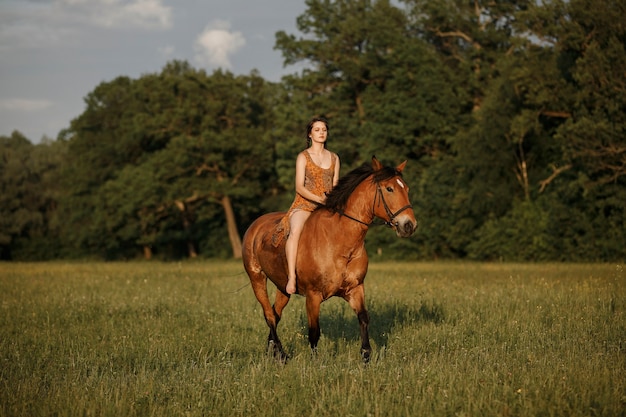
left=393, top=216, right=417, bottom=238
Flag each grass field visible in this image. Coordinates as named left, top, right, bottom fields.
left=0, top=261, right=624, bottom=416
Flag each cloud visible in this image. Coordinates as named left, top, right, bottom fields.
left=84, top=0, right=173, bottom=30
left=0, top=98, right=54, bottom=112
left=0, top=0, right=172, bottom=50
left=194, top=20, right=246, bottom=70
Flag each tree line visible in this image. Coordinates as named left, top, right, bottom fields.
left=1, top=0, right=624, bottom=262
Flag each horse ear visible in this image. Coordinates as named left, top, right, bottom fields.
left=372, top=155, right=383, bottom=171
left=396, top=160, right=407, bottom=173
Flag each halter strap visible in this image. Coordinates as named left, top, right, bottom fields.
left=375, top=183, right=413, bottom=228
left=337, top=179, right=412, bottom=228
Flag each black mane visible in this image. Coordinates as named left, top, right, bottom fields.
left=324, top=162, right=403, bottom=213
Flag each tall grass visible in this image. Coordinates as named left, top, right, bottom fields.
left=1, top=261, right=624, bottom=416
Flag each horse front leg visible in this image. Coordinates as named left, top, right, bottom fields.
left=305, top=292, right=323, bottom=353
left=345, top=285, right=372, bottom=363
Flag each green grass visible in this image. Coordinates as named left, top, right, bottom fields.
left=1, top=261, right=624, bottom=416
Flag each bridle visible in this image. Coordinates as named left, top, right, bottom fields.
left=339, top=180, right=413, bottom=228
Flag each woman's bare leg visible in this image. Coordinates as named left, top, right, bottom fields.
left=285, top=210, right=311, bottom=294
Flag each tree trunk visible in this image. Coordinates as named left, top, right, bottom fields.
left=174, top=200, right=198, bottom=258
left=221, top=195, right=242, bottom=258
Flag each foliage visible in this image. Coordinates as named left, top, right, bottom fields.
left=0, top=132, right=66, bottom=260
left=0, top=0, right=624, bottom=261
left=55, top=64, right=276, bottom=259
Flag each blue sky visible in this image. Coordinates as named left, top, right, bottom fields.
left=0, top=0, right=307, bottom=142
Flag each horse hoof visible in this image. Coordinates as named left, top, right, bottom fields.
left=276, top=351, right=289, bottom=364
left=267, top=341, right=288, bottom=363
left=361, top=349, right=371, bottom=363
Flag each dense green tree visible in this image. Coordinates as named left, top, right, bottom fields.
left=433, top=51, right=564, bottom=257
left=2, top=0, right=623, bottom=261
left=56, top=75, right=140, bottom=256
left=58, top=62, right=275, bottom=259
left=396, top=0, right=535, bottom=257
left=276, top=0, right=438, bottom=166
left=515, top=0, right=625, bottom=185
left=521, top=0, right=626, bottom=260
left=274, top=0, right=468, bottom=257
left=441, top=0, right=626, bottom=260
left=402, top=0, right=532, bottom=110
left=0, top=132, right=66, bottom=260
left=0, top=132, right=36, bottom=259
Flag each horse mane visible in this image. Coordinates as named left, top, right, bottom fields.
left=324, top=162, right=403, bottom=213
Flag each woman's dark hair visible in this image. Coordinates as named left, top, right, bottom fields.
left=306, top=116, right=329, bottom=148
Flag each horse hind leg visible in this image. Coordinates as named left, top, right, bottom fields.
left=248, top=272, right=288, bottom=361
left=268, top=289, right=291, bottom=361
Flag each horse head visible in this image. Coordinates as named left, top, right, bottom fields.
left=371, top=156, right=417, bottom=238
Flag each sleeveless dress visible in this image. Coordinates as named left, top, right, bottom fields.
left=273, top=150, right=337, bottom=243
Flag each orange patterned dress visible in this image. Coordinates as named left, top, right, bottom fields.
left=274, top=150, right=337, bottom=242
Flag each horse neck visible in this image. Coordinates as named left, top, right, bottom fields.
left=343, top=178, right=377, bottom=226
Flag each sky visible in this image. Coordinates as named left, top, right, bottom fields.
left=0, top=0, right=308, bottom=142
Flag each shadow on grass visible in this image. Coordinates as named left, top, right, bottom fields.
left=316, top=299, right=446, bottom=349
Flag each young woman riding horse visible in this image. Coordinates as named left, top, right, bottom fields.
left=242, top=156, right=417, bottom=362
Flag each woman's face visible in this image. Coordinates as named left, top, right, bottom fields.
left=309, top=121, right=328, bottom=144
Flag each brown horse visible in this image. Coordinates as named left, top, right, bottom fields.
left=241, top=156, right=417, bottom=362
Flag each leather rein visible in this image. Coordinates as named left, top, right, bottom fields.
left=338, top=182, right=412, bottom=228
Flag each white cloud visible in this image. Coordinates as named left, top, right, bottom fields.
left=194, top=20, right=246, bottom=70
left=85, top=0, right=173, bottom=29
left=0, top=98, right=54, bottom=112
left=0, top=0, right=172, bottom=50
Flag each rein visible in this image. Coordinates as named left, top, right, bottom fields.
left=338, top=181, right=412, bottom=228
left=338, top=210, right=371, bottom=227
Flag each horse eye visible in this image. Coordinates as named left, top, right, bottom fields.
left=386, top=186, right=394, bottom=192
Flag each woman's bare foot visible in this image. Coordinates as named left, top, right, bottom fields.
left=286, top=277, right=297, bottom=294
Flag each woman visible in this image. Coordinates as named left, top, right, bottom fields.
left=285, top=117, right=340, bottom=294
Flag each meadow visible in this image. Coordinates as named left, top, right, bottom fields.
left=0, top=261, right=624, bottom=417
